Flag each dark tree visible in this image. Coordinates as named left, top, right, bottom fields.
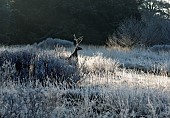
left=0, top=0, right=142, bottom=45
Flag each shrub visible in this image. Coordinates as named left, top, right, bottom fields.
left=106, top=18, right=144, bottom=48
left=79, top=53, right=119, bottom=73
left=36, top=38, right=74, bottom=49
left=107, top=14, right=170, bottom=48
left=0, top=47, right=80, bottom=86
left=150, top=45, right=170, bottom=52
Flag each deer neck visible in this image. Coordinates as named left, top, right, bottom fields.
left=70, top=48, right=78, bottom=58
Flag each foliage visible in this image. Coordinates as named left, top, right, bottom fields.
left=107, top=14, right=170, bottom=47
left=150, top=45, right=170, bottom=52
left=0, top=0, right=141, bottom=45
left=0, top=46, right=80, bottom=86
left=140, top=0, right=170, bottom=19
left=106, top=18, right=144, bottom=47
left=36, top=38, right=74, bottom=49
left=106, top=0, right=170, bottom=47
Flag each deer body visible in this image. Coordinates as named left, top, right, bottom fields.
left=69, top=46, right=82, bottom=61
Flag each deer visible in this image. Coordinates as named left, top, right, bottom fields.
left=65, top=34, right=83, bottom=87
left=16, top=35, right=83, bottom=87
left=68, top=34, right=83, bottom=62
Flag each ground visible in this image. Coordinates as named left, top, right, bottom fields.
left=0, top=45, right=170, bottom=118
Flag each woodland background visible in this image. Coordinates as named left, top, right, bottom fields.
left=0, top=0, right=170, bottom=45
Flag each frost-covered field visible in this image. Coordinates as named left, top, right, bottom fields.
left=0, top=45, right=170, bottom=118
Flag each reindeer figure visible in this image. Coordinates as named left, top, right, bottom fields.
left=68, top=34, right=83, bottom=62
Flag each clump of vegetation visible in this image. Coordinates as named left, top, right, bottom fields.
left=107, top=16, right=170, bottom=48
left=106, top=0, right=170, bottom=48
left=0, top=46, right=80, bottom=86
left=36, top=38, right=74, bottom=49
left=150, top=45, right=170, bottom=52
left=0, top=45, right=170, bottom=118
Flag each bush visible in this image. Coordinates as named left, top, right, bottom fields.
left=106, top=18, right=144, bottom=48
left=141, top=16, right=170, bottom=46
left=36, top=38, right=74, bottom=49
left=107, top=15, right=170, bottom=48
left=0, top=47, right=80, bottom=86
left=150, top=45, right=170, bottom=52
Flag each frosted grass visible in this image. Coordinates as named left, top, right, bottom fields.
left=0, top=45, right=170, bottom=117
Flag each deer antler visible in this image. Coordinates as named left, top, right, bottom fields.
left=74, top=34, right=83, bottom=46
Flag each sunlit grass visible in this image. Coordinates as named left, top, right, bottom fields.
left=0, top=45, right=170, bottom=117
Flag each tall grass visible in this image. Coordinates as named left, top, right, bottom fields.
left=0, top=45, right=170, bottom=117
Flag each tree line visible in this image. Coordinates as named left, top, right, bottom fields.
left=0, top=0, right=169, bottom=45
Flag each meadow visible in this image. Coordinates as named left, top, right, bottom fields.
left=0, top=44, right=170, bottom=118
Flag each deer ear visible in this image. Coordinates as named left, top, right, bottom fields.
left=77, top=46, right=82, bottom=50
left=73, top=34, right=77, bottom=40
